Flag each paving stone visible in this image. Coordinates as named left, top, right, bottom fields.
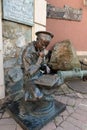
left=82, top=124, right=87, bottom=130
left=67, top=97, right=76, bottom=106
left=78, top=103, right=87, bottom=112
left=65, top=93, right=77, bottom=98
left=74, top=98, right=82, bottom=107
left=2, top=112, right=10, bottom=118
left=1, top=80, right=87, bottom=130
left=66, top=116, right=85, bottom=129
left=55, top=126, right=64, bottom=130
left=60, top=121, right=80, bottom=130
left=60, top=96, right=68, bottom=104
left=60, top=110, right=69, bottom=120
left=0, top=124, right=16, bottom=130
left=0, top=113, right=3, bottom=119
left=71, top=112, right=87, bottom=122
left=0, top=118, right=16, bottom=125
left=81, top=99, right=87, bottom=104
left=75, top=108, right=87, bottom=117
left=41, top=121, right=56, bottom=130
left=66, top=106, right=74, bottom=114
left=82, top=94, right=87, bottom=99
left=54, top=116, right=64, bottom=126
left=55, top=86, right=64, bottom=95
left=60, top=110, right=69, bottom=116
left=16, top=124, right=23, bottom=130
left=67, top=87, right=74, bottom=93
left=76, top=93, right=84, bottom=99
left=54, top=96, right=62, bottom=102
left=61, top=84, right=70, bottom=94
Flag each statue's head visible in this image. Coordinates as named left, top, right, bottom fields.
left=35, top=31, right=54, bottom=51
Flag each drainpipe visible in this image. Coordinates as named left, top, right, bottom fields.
left=0, top=0, right=5, bottom=99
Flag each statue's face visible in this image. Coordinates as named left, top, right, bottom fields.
left=36, top=39, right=49, bottom=51
left=35, top=31, right=53, bottom=51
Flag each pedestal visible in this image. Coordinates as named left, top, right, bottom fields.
left=7, top=100, right=66, bottom=130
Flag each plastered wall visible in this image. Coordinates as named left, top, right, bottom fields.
left=46, top=0, right=87, bottom=55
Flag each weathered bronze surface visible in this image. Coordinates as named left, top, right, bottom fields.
left=36, top=31, right=54, bottom=42
left=34, top=74, right=59, bottom=87
left=57, top=69, right=87, bottom=80
left=3, top=31, right=66, bottom=130
left=7, top=100, right=66, bottom=130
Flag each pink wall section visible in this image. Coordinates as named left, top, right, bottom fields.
left=46, top=0, right=87, bottom=51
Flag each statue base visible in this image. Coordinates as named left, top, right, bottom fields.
left=7, top=100, right=66, bottom=130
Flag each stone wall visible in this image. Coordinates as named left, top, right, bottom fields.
left=2, top=0, right=47, bottom=96
left=3, top=20, right=32, bottom=93
left=0, top=0, right=5, bottom=99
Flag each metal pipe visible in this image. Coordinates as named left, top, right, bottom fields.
left=57, top=68, right=87, bottom=80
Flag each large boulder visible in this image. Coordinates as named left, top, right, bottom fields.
left=49, top=40, right=81, bottom=70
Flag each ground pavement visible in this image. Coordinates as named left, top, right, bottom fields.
left=0, top=83, right=87, bottom=130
